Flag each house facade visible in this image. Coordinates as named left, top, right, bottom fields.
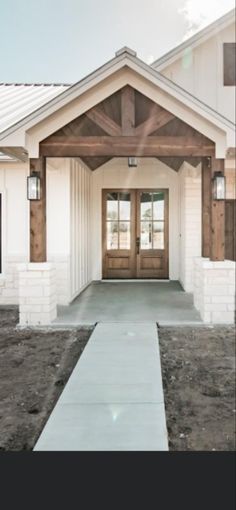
left=0, top=9, right=235, bottom=325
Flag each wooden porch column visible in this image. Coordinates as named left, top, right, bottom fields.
left=210, top=157, right=225, bottom=261
left=29, top=157, right=47, bottom=262
left=202, top=157, right=211, bottom=257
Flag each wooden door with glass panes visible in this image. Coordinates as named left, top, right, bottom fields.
left=102, top=189, right=168, bottom=279
left=136, top=190, right=168, bottom=278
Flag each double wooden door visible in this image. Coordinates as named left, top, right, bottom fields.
left=102, top=189, right=169, bottom=279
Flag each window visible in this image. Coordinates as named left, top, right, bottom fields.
left=0, top=194, right=2, bottom=273
left=106, top=192, right=131, bottom=250
left=223, top=43, right=236, bottom=86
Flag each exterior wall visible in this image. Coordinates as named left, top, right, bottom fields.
left=18, top=263, right=57, bottom=326
left=47, top=158, right=92, bottom=305
left=91, top=157, right=180, bottom=280
left=0, top=157, right=92, bottom=306
left=0, top=163, right=29, bottom=304
left=179, top=163, right=202, bottom=292
left=194, top=258, right=235, bottom=323
left=70, top=158, right=91, bottom=301
left=46, top=158, right=71, bottom=305
left=160, top=22, right=235, bottom=122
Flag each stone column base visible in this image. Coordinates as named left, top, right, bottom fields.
left=194, top=258, right=235, bottom=324
left=18, top=263, right=57, bottom=326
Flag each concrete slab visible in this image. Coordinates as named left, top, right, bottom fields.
left=34, top=322, right=168, bottom=451
left=54, top=281, right=201, bottom=325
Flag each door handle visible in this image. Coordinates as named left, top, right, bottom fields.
left=136, top=237, right=140, bottom=255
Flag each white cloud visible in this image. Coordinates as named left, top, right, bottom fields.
left=180, top=0, right=235, bottom=40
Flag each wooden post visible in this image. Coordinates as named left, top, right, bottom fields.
left=121, top=86, right=135, bottom=135
left=29, top=157, right=47, bottom=262
left=202, top=157, right=211, bottom=257
left=210, top=157, right=225, bottom=261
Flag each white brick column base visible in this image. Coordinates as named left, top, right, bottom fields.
left=194, top=258, right=235, bottom=324
left=18, top=263, right=57, bottom=326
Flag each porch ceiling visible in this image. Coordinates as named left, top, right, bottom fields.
left=40, top=86, right=215, bottom=171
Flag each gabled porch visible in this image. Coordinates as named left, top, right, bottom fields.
left=1, top=49, right=234, bottom=326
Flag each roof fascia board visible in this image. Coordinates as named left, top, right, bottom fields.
left=153, top=9, right=235, bottom=70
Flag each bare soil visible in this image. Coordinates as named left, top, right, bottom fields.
left=0, top=309, right=235, bottom=451
left=0, top=307, right=92, bottom=451
left=159, top=325, right=236, bottom=451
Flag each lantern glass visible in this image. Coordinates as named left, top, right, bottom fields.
left=213, top=172, right=225, bottom=200
left=128, top=157, right=137, bottom=167
left=27, top=175, right=41, bottom=200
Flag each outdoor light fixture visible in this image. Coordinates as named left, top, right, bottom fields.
left=212, top=171, right=226, bottom=200
left=128, top=157, right=137, bottom=168
left=27, top=173, right=41, bottom=200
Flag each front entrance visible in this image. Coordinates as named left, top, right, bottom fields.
left=102, top=189, right=169, bottom=279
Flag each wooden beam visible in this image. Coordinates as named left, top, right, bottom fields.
left=85, top=107, right=122, bottom=136
left=202, top=157, right=211, bottom=257
left=40, top=136, right=214, bottom=158
left=210, top=157, right=225, bottom=261
left=30, top=157, right=47, bottom=263
left=135, top=111, right=174, bottom=136
left=121, top=86, right=135, bottom=135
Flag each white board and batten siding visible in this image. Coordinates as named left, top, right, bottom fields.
left=70, top=158, right=91, bottom=301
left=47, top=158, right=91, bottom=305
left=157, top=22, right=236, bottom=123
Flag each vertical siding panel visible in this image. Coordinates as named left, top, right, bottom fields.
left=70, top=158, right=91, bottom=301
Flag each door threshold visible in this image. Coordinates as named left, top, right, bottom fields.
left=101, top=279, right=170, bottom=282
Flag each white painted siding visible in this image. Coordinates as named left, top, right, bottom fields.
left=46, top=158, right=71, bottom=305
left=179, top=163, right=202, bottom=292
left=160, top=22, right=235, bottom=122
left=47, top=157, right=92, bottom=304
left=70, top=158, right=91, bottom=301
left=91, top=157, right=180, bottom=281
left=0, top=163, right=28, bottom=304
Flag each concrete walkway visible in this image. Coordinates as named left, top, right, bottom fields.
left=55, top=281, right=201, bottom=325
left=34, top=323, right=168, bottom=451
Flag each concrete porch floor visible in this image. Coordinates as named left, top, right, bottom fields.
left=54, top=281, right=202, bottom=325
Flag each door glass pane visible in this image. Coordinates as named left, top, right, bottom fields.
left=141, top=193, right=152, bottom=220
left=153, top=222, right=164, bottom=249
left=107, top=192, right=118, bottom=220
left=119, top=192, right=131, bottom=220
left=119, top=222, right=130, bottom=249
left=107, top=221, right=118, bottom=249
left=153, top=192, right=164, bottom=220
left=141, top=222, right=152, bottom=249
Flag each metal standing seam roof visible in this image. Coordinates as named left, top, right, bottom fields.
left=0, top=83, right=71, bottom=135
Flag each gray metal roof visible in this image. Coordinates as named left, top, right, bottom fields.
left=0, top=83, right=70, bottom=135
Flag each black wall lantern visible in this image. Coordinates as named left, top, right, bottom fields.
left=27, top=173, right=41, bottom=200
left=212, top=171, right=226, bottom=200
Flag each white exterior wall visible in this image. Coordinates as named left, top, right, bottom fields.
left=91, top=158, right=180, bottom=281
left=47, top=158, right=92, bottom=305
left=194, top=258, right=235, bottom=323
left=70, top=158, right=91, bottom=301
left=0, top=157, right=92, bottom=306
left=160, top=23, right=235, bottom=122
left=0, top=163, right=29, bottom=304
left=179, top=163, right=202, bottom=292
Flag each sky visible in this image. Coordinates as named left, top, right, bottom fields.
left=0, top=0, right=234, bottom=83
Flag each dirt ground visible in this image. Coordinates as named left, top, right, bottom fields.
left=0, top=307, right=92, bottom=451
left=159, top=326, right=236, bottom=451
left=0, top=308, right=235, bottom=451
